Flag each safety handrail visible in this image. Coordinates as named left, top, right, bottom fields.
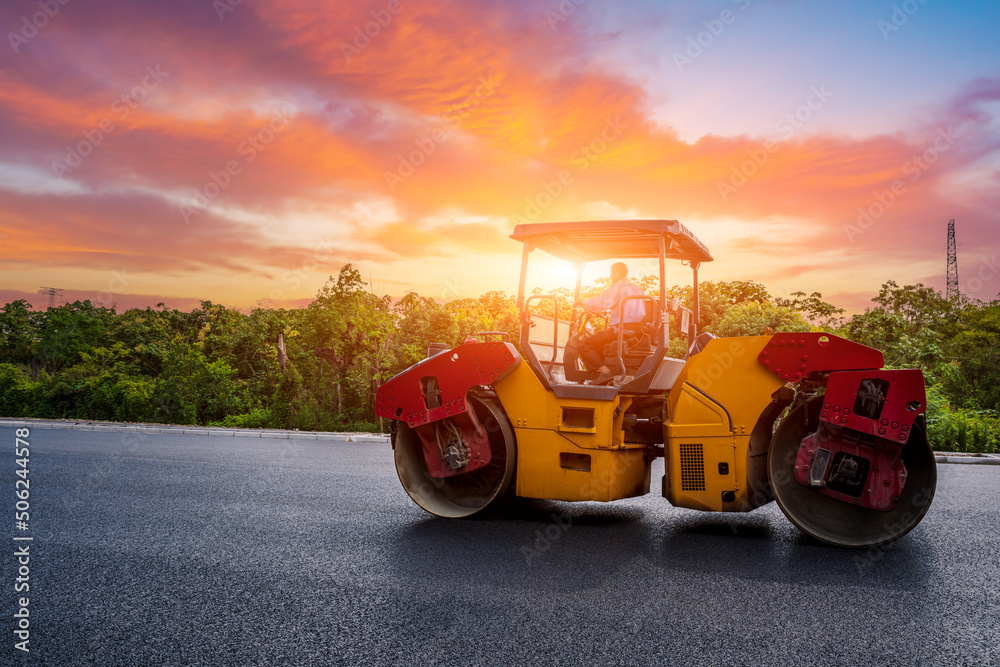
left=615, top=296, right=661, bottom=382
left=523, top=295, right=560, bottom=383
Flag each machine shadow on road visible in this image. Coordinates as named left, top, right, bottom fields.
left=645, top=509, right=939, bottom=592
left=386, top=497, right=938, bottom=594
left=387, top=498, right=654, bottom=594
left=479, top=496, right=644, bottom=526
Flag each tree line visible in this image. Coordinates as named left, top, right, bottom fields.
left=1, top=265, right=996, bottom=452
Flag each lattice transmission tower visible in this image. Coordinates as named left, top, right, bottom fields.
left=39, top=286, right=64, bottom=308
left=946, top=219, right=959, bottom=300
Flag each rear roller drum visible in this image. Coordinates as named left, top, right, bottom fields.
left=393, top=393, right=516, bottom=518
left=768, top=396, right=936, bottom=548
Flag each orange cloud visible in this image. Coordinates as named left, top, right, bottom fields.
left=0, top=0, right=997, bottom=311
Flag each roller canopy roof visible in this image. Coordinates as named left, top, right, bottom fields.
left=509, top=219, right=713, bottom=264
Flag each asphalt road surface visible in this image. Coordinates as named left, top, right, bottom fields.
left=3, top=426, right=999, bottom=666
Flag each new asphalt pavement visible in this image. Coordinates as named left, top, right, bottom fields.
left=2, top=422, right=998, bottom=666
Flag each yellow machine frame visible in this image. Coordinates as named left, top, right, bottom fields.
left=378, top=219, right=938, bottom=548
left=493, top=336, right=783, bottom=512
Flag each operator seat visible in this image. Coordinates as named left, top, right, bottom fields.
left=603, top=311, right=656, bottom=375
left=564, top=304, right=658, bottom=384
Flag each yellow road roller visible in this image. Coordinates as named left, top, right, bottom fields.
left=375, top=220, right=936, bottom=547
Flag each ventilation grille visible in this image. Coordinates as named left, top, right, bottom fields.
left=679, top=443, right=706, bottom=491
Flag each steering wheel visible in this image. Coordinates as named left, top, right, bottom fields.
left=572, top=309, right=609, bottom=339
left=574, top=310, right=594, bottom=339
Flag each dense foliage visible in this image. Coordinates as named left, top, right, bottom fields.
left=1, top=267, right=996, bottom=451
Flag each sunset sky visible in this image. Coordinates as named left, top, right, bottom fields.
left=1, top=0, right=998, bottom=313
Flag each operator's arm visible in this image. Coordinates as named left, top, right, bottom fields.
left=583, top=283, right=620, bottom=313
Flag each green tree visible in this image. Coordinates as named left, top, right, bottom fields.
left=35, top=301, right=113, bottom=373
left=708, top=301, right=811, bottom=337
left=0, top=363, right=45, bottom=417
left=298, top=265, right=396, bottom=428
left=446, top=291, right=519, bottom=344
left=839, top=281, right=955, bottom=370
left=939, top=302, right=1000, bottom=410
left=393, top=292, right=458, bottom=367
left=774, top=291, right=845, bottom=327
left=0, top=299, right=40, bottom=365
left=152, top=342, right=249, bottom=425
left=43, top=343, right=155, bottom=422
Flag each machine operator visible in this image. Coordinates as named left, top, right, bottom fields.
left=571, top=262, right=646, bottom=384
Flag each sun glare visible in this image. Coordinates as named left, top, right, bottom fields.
left=528, top=255, right=578, bottom=291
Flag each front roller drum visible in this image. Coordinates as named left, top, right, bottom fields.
left=768, top=397, right=936, bottom=548
left=393, top=393, right=516, bottom=518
